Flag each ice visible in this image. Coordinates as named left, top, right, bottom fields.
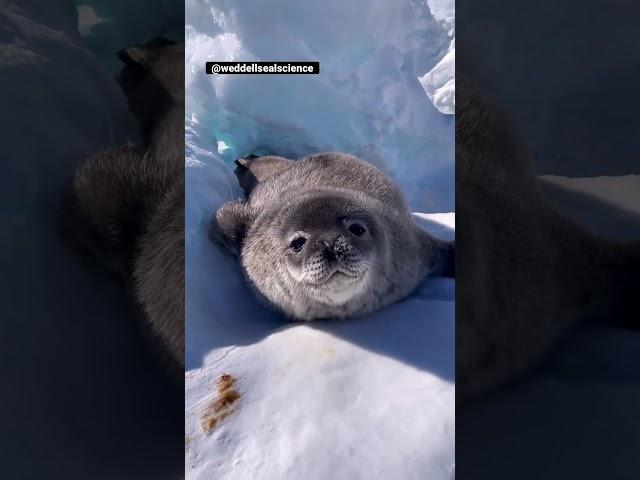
left=420, top=2, right=455, bottom=114
left=419, top=39, right=455, bottom=114
left=185, top=1, right=455, bottom=478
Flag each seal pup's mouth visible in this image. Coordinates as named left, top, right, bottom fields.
left=326, top=270, right=354, bottom=281
left=307, top=267, right=370, bottom=307
left=310, top=267, right=361, bottom=286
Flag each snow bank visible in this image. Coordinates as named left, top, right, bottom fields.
left=419, top=39, right=455, bottom=114
left=185, top=214, right=455, bottom=479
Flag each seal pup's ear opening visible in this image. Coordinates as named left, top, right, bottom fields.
left=210, top=200, right=255, bottom=256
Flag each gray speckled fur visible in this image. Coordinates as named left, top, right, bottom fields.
left=212, top=152, right=454, bottom=320
left=66, top=39, right=184, bottom=369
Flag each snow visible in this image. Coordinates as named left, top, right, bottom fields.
left=420, top=1, right=455, bottom=115
left=185, top=213, right=455, bottom=479
left=185, top=1, right=455, bottom=478
left=419, top=40, right=455, bottom=115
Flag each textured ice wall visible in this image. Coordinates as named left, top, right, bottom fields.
left=186, top=0, right=454, bottom=213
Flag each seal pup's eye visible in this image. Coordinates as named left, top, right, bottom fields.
left=348, top=223, right=366, bottom=237
left=289, top=236, right=307, bottom=252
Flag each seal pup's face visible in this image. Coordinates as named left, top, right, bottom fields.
left=219, top=191, right=391, bottom=320
left=278, top=195, right=381, bottom=309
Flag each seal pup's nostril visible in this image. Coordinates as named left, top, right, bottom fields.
left=318, top=240, right=336, bottom=261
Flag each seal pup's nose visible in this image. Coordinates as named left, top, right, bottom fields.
left=316, top=238, right=337, bottom=261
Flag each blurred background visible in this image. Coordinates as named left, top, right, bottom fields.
left=0, top=2, right=183, bottom=478
left=457, top=1, right=640, bottom=479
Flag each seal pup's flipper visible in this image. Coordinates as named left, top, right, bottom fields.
left=415, top=226, right=455, bottom=278
left=210, top=200, right=256, bottom=256
left=234, top=155, right=295, bottom=196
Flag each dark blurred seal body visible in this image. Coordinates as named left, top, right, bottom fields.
left=65, top=38, right=185, bottom=370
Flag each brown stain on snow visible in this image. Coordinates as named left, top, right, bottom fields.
left=200, top=373, right=241, bottom=433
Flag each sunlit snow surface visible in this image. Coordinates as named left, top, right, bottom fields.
left=185, top=1, right=455, bottom=478
left=185, top=213, right=455, bottom=479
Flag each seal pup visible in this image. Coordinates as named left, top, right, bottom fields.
left=456, top=76, right=640, bottom=401
left=64, top=38, right=185, bottom=370
left=211, top=152, right=454, bottom=320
